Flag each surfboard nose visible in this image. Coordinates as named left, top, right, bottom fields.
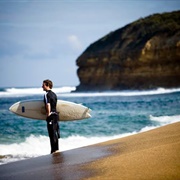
left=9, top=104, right=14, bottom=112
left=9, top=102, right=20, bottom=113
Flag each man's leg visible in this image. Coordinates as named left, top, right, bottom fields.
left=52, top=115, right=59, bottom=152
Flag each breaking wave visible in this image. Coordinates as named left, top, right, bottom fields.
left=1, top=113, right=179, bottom=165
left=0, top=87, right=180, bottom=97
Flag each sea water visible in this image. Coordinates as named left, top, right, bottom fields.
left=0, top=86, right=180, bottom=165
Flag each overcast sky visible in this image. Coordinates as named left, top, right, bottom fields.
left=0, top=0, right=179, bottom=87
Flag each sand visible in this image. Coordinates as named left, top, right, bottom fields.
left=0, top=122, right=180, bottom=180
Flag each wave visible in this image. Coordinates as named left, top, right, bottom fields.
left=149, top=114, right=180, bottom=125
left=135, top=114, right=179, bottom=133
left=0, top=87, right=180, bottom=97
left=1, top=114, right=179, bottom=165
left=0, top=133, right=137, bottom=165
left=61, top=87, right=180, bottom=97
left=0, top=86, right=76, bottom=97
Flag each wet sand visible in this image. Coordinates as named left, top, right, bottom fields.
left=0, top=122, right=180, bottom=180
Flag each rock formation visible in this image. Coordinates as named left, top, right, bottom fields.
left=75, top=11, right=180, bottom=91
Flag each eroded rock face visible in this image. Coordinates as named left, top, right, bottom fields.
left=75, top=11, right=180, bottom=91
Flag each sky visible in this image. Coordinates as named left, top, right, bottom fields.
left=0, top=0, right=180, bottom=88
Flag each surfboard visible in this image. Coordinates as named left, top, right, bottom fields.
left=9, top=100, right=91, bottom=121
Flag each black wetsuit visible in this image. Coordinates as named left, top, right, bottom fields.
left=44, top=90, right=60, bottom=154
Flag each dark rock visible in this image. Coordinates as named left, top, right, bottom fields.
left=75, top=11, right=180, bottom=91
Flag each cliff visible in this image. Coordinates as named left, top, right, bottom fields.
left=75, top=11, right=180, bottom=91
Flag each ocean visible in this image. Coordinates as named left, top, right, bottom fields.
left=0, top=86, right=180, bottom=165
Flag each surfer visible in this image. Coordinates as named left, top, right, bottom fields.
left=42, top=79, right=60, bottom=154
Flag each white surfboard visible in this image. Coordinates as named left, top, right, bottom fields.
left=9, top=100, right=91, bottom=121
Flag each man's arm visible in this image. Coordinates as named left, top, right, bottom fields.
left=46, top=103, right=51, bottom=117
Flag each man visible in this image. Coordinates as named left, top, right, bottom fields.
left=42, top=79, right=60, bottom=154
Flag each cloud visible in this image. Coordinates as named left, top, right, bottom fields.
left=67, top=35, right=83, bottom=52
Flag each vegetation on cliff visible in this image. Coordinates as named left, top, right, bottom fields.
left=76, top=11, right=180, bottom=91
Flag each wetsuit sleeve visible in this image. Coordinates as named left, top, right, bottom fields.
left=44, top=93, right=51, bottom=104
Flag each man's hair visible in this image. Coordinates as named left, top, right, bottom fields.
left=43, top=79, right=53, bottom=89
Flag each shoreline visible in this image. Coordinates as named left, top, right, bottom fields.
left=0, top=122, right=180, bottom=180
left=83, top=122, right=180, bottom=179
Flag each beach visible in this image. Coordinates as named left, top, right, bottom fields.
left=0, top=122, right=180, bottom=180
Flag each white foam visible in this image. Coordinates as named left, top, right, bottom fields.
left=149, top=114, right=180, bottom=125
left=0, top=132, right=137, bottom=165
left=138, top=114, right=180, bottom=135
left=0, top=135, right=49, bottom=164
left=60, top=87, right=180, bottom=97
left=0, top=87, right=180, bottom=97
left=0, top=125, right=157, bottom=165
left=0, top=86, right=75, bottom=97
